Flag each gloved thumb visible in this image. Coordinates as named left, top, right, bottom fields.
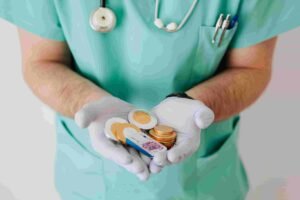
left=74, top=103, right=98, bottom=128
left=193, top=105, right=215, bottom=129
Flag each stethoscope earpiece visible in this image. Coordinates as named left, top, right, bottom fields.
left=154, top=18, right=164, bottom=29
left=154, top=19, right=178, bottom=32
left=154, top=0, right=198, bottom=33
left=166, top=22, right=178, bottom=32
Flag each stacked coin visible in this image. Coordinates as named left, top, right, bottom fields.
left=149, top=125, right=177, bottom=149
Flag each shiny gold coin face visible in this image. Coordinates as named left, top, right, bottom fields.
left=111, top=123, right=121, bottom=139
left=111, top=123, right=141, bottom=143
left=132, top=111, right=151, bottom=125
left=154, top=125, right=174, bottom=134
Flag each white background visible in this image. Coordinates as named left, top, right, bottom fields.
left=0, top=19, right=299, bottom=199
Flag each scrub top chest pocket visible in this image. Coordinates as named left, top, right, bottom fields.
left=190, top=23, right=239, bottom=85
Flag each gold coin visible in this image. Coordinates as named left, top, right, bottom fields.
left=149, top=135, right=176, bottom=147
left=160, top=140, right=175, bottom=144
left=162, top=143, right=175, bottom=149
left=112, top=123, right=140, bottom=144
left=151, top=138, right=174, bottom=143
left=154, top=125, right=174, bottom=134
left=148, top=125, right=177, bottom=149
left=149, top=135, right=175, bottom=142
left=111, top=123, right=121, bottom=139
left=149, top=129, right=177, bottom=139
left=132, top=111, right=151, bottom=125
left=162, top=142, right=175, bottom=146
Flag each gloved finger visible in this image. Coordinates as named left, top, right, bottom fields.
left=122, top=147, right=147, bottom=174
left=110, top=144, right=136, bottom=165
left=167, top=140, right=195, bottom=164
left=136, top=166, right=150, bottom=181
left=139, top=152, right=151, bottom=165
left=74, top=103, right=100, bottom=128
left=149, top=160, right=164, bottom=174
left=89, top=123, right=133, bottom=165
left=95, top=140, right=133, bottom=165
left=193, top=107, right=215, bottom=129
left=167, top=131, right=201, bottom=164
left=152, top=150, right=168, bottom=166
left=138, top=152, right=154, bottom=179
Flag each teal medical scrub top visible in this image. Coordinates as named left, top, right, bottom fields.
left=1, top=0, right=300, bottom=199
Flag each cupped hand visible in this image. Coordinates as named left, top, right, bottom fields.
left=151, top=97, right=214, bottom=165
left=74, top=96, right=150, bottom=181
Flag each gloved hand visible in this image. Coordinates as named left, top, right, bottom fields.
left=151, top=97, right=215, bottom=164
left=74, top=96, right=151, bottom=181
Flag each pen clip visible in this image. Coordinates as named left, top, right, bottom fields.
left=212, top=14, right=224, bottom=44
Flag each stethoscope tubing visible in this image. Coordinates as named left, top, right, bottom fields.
left=101, top=0, right=106, bottom=8
left=93, top=0, right=198, bottom=33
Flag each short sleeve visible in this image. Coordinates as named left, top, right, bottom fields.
left=0, top=0, right=65, bottom=41
left=230, top=0, right=300, bottom=48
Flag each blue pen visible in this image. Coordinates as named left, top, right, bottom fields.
left=229, top=15, right=239, bottom=29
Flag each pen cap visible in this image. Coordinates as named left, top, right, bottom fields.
left=222, top=14, right=231, bottom=29
left=229, top=15, right=239, bottom=29
left=216, top=14, right=224, bottom=27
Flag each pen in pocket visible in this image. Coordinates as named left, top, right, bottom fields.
left=218, top=14, right=231, bottom=47
left=229, top=15, right=239, bottom=29
left=212, top=14, right=239, bottom=47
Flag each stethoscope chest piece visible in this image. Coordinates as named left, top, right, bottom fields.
left=90, top=7, right=116, bottom=32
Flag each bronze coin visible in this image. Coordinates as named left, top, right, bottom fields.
left=153, top=125, right=174, bottom=134
left=149, top=130, right=177, bottom=140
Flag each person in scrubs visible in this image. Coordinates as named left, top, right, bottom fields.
left=1, top=0, right=299, bottom=199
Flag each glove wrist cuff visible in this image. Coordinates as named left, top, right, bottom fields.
left=165, top=92, right=194, bottom=100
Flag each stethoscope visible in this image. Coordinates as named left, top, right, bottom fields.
left=90, top=0, right=198, bottom=33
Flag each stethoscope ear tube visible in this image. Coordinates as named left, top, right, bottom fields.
left=101, top=0, right=106, bottom=8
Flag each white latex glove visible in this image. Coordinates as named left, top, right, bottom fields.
left=74, top=96, right=150, bottom=181
left=139, top=153, right=165, bottom=174
left=152, top=97, right=215, bottom=164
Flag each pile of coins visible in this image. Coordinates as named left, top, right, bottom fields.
left=149, top=125, right=177, bottom=149
left=105, top=109, right=177, bottom=151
